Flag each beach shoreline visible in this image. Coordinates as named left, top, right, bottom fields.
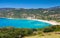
left=28, top=19, right=60, bottom=25
left=6, top=18, right=60, bottom=25
left=0, top=17, right=60, bottom=25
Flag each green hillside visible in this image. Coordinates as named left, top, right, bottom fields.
left=0, top=6, right=60, bottom=20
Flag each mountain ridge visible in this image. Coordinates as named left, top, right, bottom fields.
left=0, top=6, right=60, bottom=20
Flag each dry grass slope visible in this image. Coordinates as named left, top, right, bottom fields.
left=25, top=32, right=60, bottom=38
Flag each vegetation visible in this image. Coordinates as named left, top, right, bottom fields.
left=0, top=25, right=60, bottom=38
left=0, top=27, right=37, bottom=38
left=0, top=6, right=60, bottom=20
left=0, top=6, right=60, bottom=38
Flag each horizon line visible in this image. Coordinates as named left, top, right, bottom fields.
left=0, top=6, right=59, bottom=9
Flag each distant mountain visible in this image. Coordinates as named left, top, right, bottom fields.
left=47, top=6, right=60, bottom=10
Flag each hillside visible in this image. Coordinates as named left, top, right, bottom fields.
left=0, top=6, right=60, bottom=20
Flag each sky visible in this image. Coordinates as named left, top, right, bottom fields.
left=0, top=0, right=60, bottom=8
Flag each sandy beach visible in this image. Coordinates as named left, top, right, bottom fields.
left=28, top=19, right=60, bottom=25
left=7, top=18, right=60, bottom=25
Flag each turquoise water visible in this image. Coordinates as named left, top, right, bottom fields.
left=0, top=18, right=51, bottom=28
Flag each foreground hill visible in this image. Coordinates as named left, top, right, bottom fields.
left=25, top=32, right=60, bottom=38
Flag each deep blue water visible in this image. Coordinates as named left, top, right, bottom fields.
left=0, top=18, right=51, bottom=28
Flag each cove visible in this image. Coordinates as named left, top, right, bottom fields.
left=0, top=18, right=51, bottom=28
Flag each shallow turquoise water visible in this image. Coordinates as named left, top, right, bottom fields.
left=0, top=18, right=51, bottom=28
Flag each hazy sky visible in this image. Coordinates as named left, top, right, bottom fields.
left=0, top=0, right=60, bottom=8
